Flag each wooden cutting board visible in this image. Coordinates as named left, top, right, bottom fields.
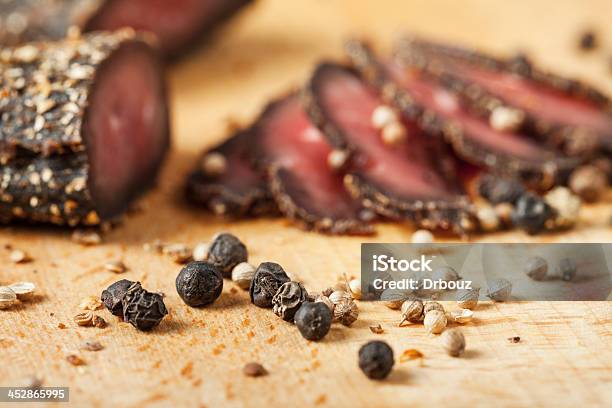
left=1, top=1, right=611, bottom=406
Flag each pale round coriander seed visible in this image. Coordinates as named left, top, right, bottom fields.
left=456, top=287, right=480, bottom=309
left=487, top=278, right=513, bottom=301
left=231, top=262, right=256, bottom=290
left=8, top=282, right=35, bottom=300
left=0, top=286, right=18, bottom=309
left=441, top=328, right=466, bottom=357
left=399, top=299, right=423, bottom=325
left=424, top=310, right=447, bottom=334
left=348, top=279, right=362, bottom=300
left=411, top=229, right=434, bottom=244
left=192, top=242, right=210, bottom=262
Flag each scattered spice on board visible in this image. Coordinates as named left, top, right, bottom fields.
left=192, top=242, right=210, bottom=262
left=81, top=341, right=104, bottom=352
left=399, top=300, right=424, bottom=326
left=358, top=341, right=394, bottom=380
left=162, top=244, right=193, bottom=264
left=101, top=279, right=135, bottom=317
left=486, top=278, right=513, bottom=301
left=243, top=362, right=268, bottom=377
left=272, top=281, right=309, bottom=322
left=369, top=324, right=384, bottom=334
left=231, top=262, right=256, bottom=290
left=122, top=282, right=168, bottom=331
left=450, top=309, right=474, bottom=324
left=524, top=256, right=548, bottom=281
left=74, top=311, right=94, bottom=327
left=578, top=30, right=598, bottom=50
left=9, top=249, right=32, bottom=263
left=66, top=355, right=86, bottom=366
left=250, top=262, right=290, bottom=308
left=72, top=230, right=102, bottom=246
left=333, top=298, right=359, bottom=326
left=556, top=258, right=577, bottom=281
left=175, top=262, right=223, bottom=307
left=79, top=296, right=103, bottom=311
left=399, top=349, right=424, bottom=363
left=424, top=310, right=447, bottom=334
left=508, top=336, right=521, bottom=343
left=104, top=260, right=127, bottom=274
left=8, top=282, right=35, bottom=300
left=92, top=315, right=107, bottom=328
left=441, top=329, right=466, bottom=357
left=0, top=286, right=18, bottom=309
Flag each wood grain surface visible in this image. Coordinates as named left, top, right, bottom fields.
left=1, top=1, right=612, bottom=407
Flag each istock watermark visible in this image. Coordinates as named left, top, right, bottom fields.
left=361, top=243, right=612, bottom=301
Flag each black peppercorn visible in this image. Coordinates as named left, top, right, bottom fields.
left=512, top=193, right=555, bottom=235
left=358, top=340, right=394, bottom=380
left=272, top=281, right=309, bottom=322
left=477, top=174, right=525, bottom=204
left=249, top=262, right=290, bottom=308
left=208, top=233, right=248, bottom=278
left=122, top=283, right=168, bottom=331
left=101, top=279, right=137, bottom=318
left=294, top=301, right=332, bottom=341
left=176, top=262, right=223, bottom=307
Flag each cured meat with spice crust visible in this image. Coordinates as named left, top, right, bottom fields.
left=304, top=63, right=476, bottom=233
left=0, top=30, right=169, bottom=226
left=395, top=37, right=612, bottom=156
left=0, top=0, right=253, bottom=58
left=186, top=130, right=276, bottom=218
left=345, top=40, right=580, bottom=189
left=252, top=94, right=373, bottom=235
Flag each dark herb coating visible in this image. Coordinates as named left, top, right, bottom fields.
left=186, top=130, right=277, bottom=218
left=122, top=282, right=168, bottom=331
left=101, top=279, right=137, bottom=318
left=477, top=174, right=525, bottom=204
left=303, top=58, right=476, bottom=235
left=511, top=193, right=555, bottom=235
left=358, top=340, right=395, bottom=380
left=294, top=301, right=332, bottom=341
left=345, top=40, right=580, bottom=190
left=249, top=262, right=291, bottom=308
left=0, top=30, right=168, bottom=226
left=395, top=37, right=612, bottom=155
left=0, top=0, right=254, bottom=60
left=271, top=281, right=309, bottom=322
left=175, top=262, right=223, bottom=307
left=207, top=233, right=248, bottom=278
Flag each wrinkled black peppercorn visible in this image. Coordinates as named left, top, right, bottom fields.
left=101, top=279, right=138, bottom=318
left=122, top=283, right=168, bottom=331
left=249, top=262, right=290, bottom=308
left=208, top=233, right=248, bottom=278
left=477, top=174, right=525, bottom=204
left=294, top=301, right=332, bottom=341
left=358, top=340, right=395, bottom=380
left=512, top=193, right=555, bottom=235
left=176, top=262, right=223, bottom=307
left=272, top=281, right=309, bottom=322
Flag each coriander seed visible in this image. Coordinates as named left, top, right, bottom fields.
left=294, top=302, right=332, bottom=341
left=381, top=288, right=409, bottom=309
left=176, top=262, right=223, bottom=307
left=8, top=282, right=35, bottom=300
left=329, top=290, right=351, bottom=305
left=74, top=311, right=94, bottom=326
left=208, top=233, right=248, bottom=278
left=456, top=287, right=480, bottom=309
left=314, top=294, right=334, bottom=313
left=249, top=262, right=290, bottom=308
left=423, top=310, right=447, bottom=334
left=333, top=298, right=359, bottom=326
left=524, top=256, right=548, bottom=281
left=104, top=260, right=127, bottom=274
left=231, top=262, right=256, bottom=290
left=81, top=341, right=104, bottom=352
left=162, top=243, right=192, bottom=264
left=192, top=242, right=210, bottom=262
left=399, top=299, right=424, bottom=326
left=348, top=279, right=362, bottom=300
left=0, top=286, right=18, bottom=309
left=358, top=341, right=394, bottom=380
left=423, top=301, right=445, bottom=315
left=10, top=249, right=31, bottom=263
left=486, top=278, right=513, bottom=301
left=79, top=295, right=103, bottom=311
left=441, top=328, right=466, bottom=357
left=450, top=309, right=474, bottom=324
left=272, top=281, right=309, bottom=322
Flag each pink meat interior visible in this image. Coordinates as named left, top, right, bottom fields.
left=315, top=66, right=457, bottom=202
left=212, top=132, right=265, bottom=194
left=258, top=95, right=363, bottom=219
left=87, top=0, right=241, bottom=55
left=450, top=61, right=612, bottom=136
left=386, top=61, right=546, bottom=161
left=85, top=41, right=169, bottom=219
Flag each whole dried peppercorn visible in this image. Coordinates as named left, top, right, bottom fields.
left=208, top=233, right=248, bottom=278
left=294, top=301, right=332, bottom=341
left=477, top=174, right=525, bottom=204
left=176, top=262, right=223, bottom=307
left=272, top=281, right=309, bottom=322
left=249, top=262, right=290, bottom=308
left=122, top=283, right=168, bottom=331
left=101, top=279, right=137, bottom=318
left=358, top=341, right=394, bottom=380
left=511, top=193, right=555, bottom=235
